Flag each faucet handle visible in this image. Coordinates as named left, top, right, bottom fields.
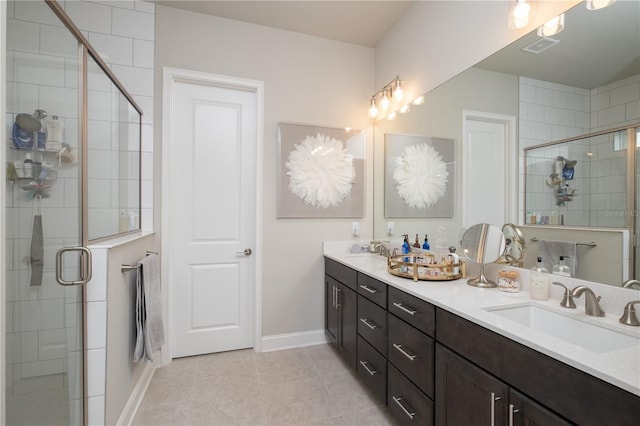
left=619, top=300, right=640, bottom=326
left=552, top=282, right=576, bottom=309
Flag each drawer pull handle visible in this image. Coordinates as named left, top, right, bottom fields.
left=359, top=318, right=377, bottom=330
left=359, top=284, right=378, bottom=294
left=393, top=302, right=417, bottom=316
left=508, top=404, right=520, bottom=426
left=392, top=396, right=416, bottom=420
left=490, top=392, right=502, bottom=426
left=393, top=343, right=416, bottom=361
left=359, top=360, right=378, bottom=376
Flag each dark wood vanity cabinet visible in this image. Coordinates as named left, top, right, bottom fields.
left=325, top=258, right=357, bottom=369
left=325, top=259, right=640, bottom=426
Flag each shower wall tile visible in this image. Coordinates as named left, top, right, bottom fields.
left=628, top=100, right=640, bottom=122
left=64, top=1, right=112, bottom=34
left=89, top=179, right=113, bottom=208
left=88, top=396, right=106, bottom=426
left=135, top=1, right=155, bottom=14
left=16, top=358, right=64, bottom=379
left=40, top=24, right=78, bottom=58
left=610, top=82, right=639, bottom=107
left=6, top=19, right=39, bottom=53
left=5, top=331, right=38, bottom=364
left=88, top=119, right=112, bottom=150
left=133, top=39, right=154, bottom=69
left=6, top=82, right=39, bottom=114
left=14, top=52, right=66, bottom=87
left=39, top=86, right=79, bottom=118
left=38, top=328, right=67, bottom=361
left=111, top=7, right=154, bottom=41
left=141, top=123, right=153, bottom=152
left=597, top=104, right=627, bottom=128
left=89, top=32, right=134, bottom=66
left=110, top=64, right=154, bottom=97
left=86, top=301, right=107, bottom=350
left=5, top=300, right=14, bottom=333
left=135, top=94, right=154, bottom=124
left=87, top=348, right=106, bottom=397
left=14, top=1, right=61, bottom=26
left=64, top=58, right=79, bottom=89
left=89, top=149, right=113, bottom=179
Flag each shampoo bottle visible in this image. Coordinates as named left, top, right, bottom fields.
left=530, top=257, right=550, bottom=300
left=422, top=234, right=430, bottom=250
left=23, top=153, right=33, bottom=178
left=552, top=256, right=571, bottom=277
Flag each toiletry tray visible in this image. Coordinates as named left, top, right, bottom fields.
left=387, top=252, right=465, bottom=282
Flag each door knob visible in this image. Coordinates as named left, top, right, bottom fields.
left=236, top=248, right=252, bottom=256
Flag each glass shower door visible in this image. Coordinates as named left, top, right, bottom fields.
left=5, top=0, right=85, bottom=424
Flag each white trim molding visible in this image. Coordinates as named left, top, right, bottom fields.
left=116, top=362, right=155, bottom=426
left=260, top=329, right=329, bottom=353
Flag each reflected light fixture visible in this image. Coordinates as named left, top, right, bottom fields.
left=537, top=13, right=564, bottom=37
left=387, top=111, right=397, bottom=121
left=399, top=104, right=411, bottom=114
left=368, top=76, right=403, bottom=119
left=412, top=96, right=425, bottom=106
left=509, top=0, right=531, bottom=29
left=586, top=0, right=615, bottom=10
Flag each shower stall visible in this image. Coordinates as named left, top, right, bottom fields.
left=4, top=1, right=142, bottom=424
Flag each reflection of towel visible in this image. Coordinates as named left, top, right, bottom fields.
left=30, top=215, right=43, bottom=287
left=539, top=240, right=577, bottom=276
left=133, top=253, right=164, bottom=362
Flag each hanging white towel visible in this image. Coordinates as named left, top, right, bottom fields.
left=133, top=253, right=164, bottom=362
left=539, top=240, right=577, bottom=277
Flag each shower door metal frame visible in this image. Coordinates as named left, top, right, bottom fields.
left=42, top=2, right=145, bottom=424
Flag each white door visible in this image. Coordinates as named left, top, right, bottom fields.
left=166, top=71, right=258, bottom=358
left=462, top=112, right=516, bottom=228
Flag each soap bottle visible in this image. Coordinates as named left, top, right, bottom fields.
left=530, top=256, right=550, bottom=300
left=552, top=256, right=571, bottom=277
left=402, top=234, right=410, bottom=254
left=413, top=234, right=421, bottom=248
left=422, top=234, right=430, bottom=250
left=23, top=153, right=33, bottom=178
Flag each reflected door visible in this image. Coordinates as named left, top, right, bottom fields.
left=5, top=1, right=85, bottom=424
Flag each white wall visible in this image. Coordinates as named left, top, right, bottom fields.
left=154, top=6, right=375, bottom=338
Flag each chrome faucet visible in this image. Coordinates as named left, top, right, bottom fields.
left=552, top=282, right=576, bottom=309
left=570, top=286, right=605, bottom=317
left=619, top=301, right=640, bottom=326
left=622, top=279, right=640, bottom=290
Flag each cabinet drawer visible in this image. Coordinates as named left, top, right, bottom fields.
left=388, top=314, right=434, bottom=398
left=325, top=257, right=357, bottom=290
left=357, top=336, right=387, bottom=405
left=357, top=273, right=387, bottom=308
left=388, top=286, right=435, bottom=336
left=388, top=363, right=434, bottom=426
left=358, top=296, right=387, bottom=355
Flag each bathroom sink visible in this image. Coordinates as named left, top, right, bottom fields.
left=484, top=304, right=640, bottom=353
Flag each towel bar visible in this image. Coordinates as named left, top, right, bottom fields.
left=121, top=251, right=158, bottom=274
left=529, top=237, right=596, bottom=247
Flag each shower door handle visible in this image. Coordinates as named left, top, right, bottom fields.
left=56, top=246, right=93, bottom=286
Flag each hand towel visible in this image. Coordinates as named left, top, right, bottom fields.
left=539, top=240, right=577, bottom=277
left=134, top=253, right=164, bottom=362
left=29, top=200, right=43, bottom=287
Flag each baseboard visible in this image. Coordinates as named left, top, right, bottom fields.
left=116, top=361, right=156, bottom=426
left=260, top=329, right=328, bottom=352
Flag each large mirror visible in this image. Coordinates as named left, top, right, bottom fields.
left=373, top=0, right=640, bottom=287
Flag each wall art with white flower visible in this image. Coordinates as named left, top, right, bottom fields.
left=277, top=122, right=365, bottom=218
left=385, top=133, right=455, bottom=218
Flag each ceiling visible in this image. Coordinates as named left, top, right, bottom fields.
left=151, top=0, right=415, bottom=47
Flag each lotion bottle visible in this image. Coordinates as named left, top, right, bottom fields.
left=530, top=257, right=550, bottom=300
left=422, top=234, right=430, bottom=250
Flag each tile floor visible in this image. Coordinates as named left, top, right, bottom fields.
left=132, top=344, right=399, bottom=425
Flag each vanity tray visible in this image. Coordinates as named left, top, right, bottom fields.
left=387, top=253, right=465, bottom=282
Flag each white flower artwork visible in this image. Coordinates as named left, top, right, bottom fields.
left=286, top=133, right=355, bottom=209
left=393, top=143, right=449, bottom=209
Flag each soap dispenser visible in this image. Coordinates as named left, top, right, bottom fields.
left=413, top=234, right=421, bottom=248
left=402, top=234, right=411, bottom=254
left=530, top=257, right=550, bottom=300
left=552, top=256, right=571, bottom=277
left=422, top=234, right=430, bottom=250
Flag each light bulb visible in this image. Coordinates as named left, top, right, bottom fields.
left=509, top=0, right=530, bottom=29
left=387, top=111, right=397, bottom=121
left=380, top=90, right=390, bottom=111
left=393, top=79, right=403, bottom=102
left=412, top=96, right=425, bottom=106
left=399, top=104, right=410, bottom=114
left=586, top=0, right=615, bottom=10
left=537, top=14, right=564, bottom=37
left=368, top=99, right=378, bottom=118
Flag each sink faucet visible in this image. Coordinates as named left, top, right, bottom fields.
left=570, top=286, right=605, bottom=317
left=552, top=282, right=576, bottom=308
left=622, top=279, right=640, bottom=290
left=619, top=300, right=640, bottom=326
left=373, top=243, right=389, bottom=257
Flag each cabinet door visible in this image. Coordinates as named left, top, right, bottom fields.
left=509, top=389, right=573, bottom=426
left=338, top=283, right=357, bottom=369
left=388, top=363, right=434, bottom=426
left=325, top=275, right=339, bottom=346
left=435, top=344, right=508, bottom=426
left=357, top=336, right=387, bottom=405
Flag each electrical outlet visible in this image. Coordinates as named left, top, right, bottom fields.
left=352, top=222, right=360, bottom=237
left=387, top=222, right=394, bottom=236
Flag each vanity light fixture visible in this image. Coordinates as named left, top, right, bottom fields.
left=399, top=104, right=411, bottom=114
left=387, top=111, right=397, bottom=121
left=368, top=76, right=403, bottom=119
left=585, top=0, right=616, bottom=10
left=412, top=96, right=425, bottom=106
left=537, top=13, right=565, bottom=37
left=509, top=0, right=531, bottom=29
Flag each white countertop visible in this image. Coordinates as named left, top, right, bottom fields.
left=324, top=241, right=640, bottom=397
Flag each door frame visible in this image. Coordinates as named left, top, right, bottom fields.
left=462, top=110, right=517, bottom=227
left=161, top=67, right=264, bottom=364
